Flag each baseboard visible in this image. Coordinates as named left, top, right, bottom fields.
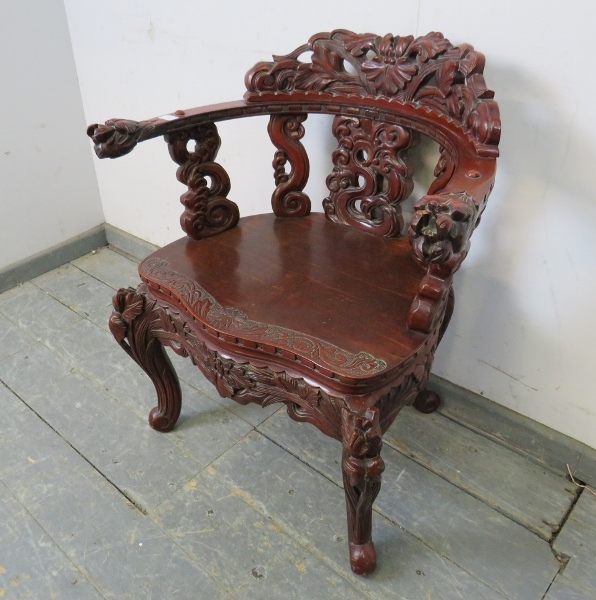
left=429, top=375, right=596, bottom=487
left=0, top=225, right=107, bottom=294
left=104, top=223, right=158, bottom=262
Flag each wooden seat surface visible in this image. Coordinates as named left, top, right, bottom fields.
left=139, top=213, right=428, bottom=383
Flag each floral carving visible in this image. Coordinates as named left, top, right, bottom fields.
left=341, top=405, right=384, bottom=573
left=87, top=119, right=156, bottom=159
left=165, top=124, right=239, bottom=240
left=245, top=29, right=500, bottom=154
left=141, top=258, right=388, bottom=378
left=408, top=192, right=477, bottom=264
left=147, top=297, right=347, bottom=439
left=109, top=288, right=181, bottom=432
left=324, top=116, right=414, bottom=236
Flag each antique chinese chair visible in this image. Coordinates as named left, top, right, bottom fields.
left=88, top=30, right=500, bottom=576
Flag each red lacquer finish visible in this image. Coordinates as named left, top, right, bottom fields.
left=89, top=30, right=499, bottom=577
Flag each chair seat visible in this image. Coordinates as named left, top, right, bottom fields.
left=139, top=213, right=429, bottom=387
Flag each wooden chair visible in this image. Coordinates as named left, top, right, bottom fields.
left=88, top=30, right=500, bottom=576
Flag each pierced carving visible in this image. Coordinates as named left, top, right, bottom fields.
left=109, top=288, right=181, bottom=432
left=324, top=116, right=414, bottom=236
left=165, top=124, right=239, bottom=240
left=87, top=119, right=156, bottom=159
left=408, top=192, right=477, bottom=264
left=341, top=406, right=384, bottom=574
left=268, top=114, right=311, bottom=216
left=428, top=145, right=456, bottom=195
left=245, top=30, right=500, bottom=153
left=142, top=258, right=387, bottom=378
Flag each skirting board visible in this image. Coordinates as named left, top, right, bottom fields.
left=104, top=223, right=157, bottom=262
left=430, top=375, right=596, bottom=487
left=0, top=224, right=106, bottom=294
left=3, top=221, right=596, bottom=486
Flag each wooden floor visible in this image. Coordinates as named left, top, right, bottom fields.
left=0, top=246, right=594, bottom=599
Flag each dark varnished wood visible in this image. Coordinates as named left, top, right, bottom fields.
left=268, top=113, right=311, bottom=216
left=90, top=30, right=499, bottom=577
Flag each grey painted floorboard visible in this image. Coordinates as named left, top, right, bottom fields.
left=0, top=383, right=231, bottom=600
left=31, top=263, right=114, bottom=317
left=258, top=410, right=559, bottom=600
left=0, top=312, right=34, bottom=362
left=154, top=464, right=367, bottom=600
left=385, top=406, right=576, bottom=540
left=3, top=248, right=596, bottom=600
left=552, top=491, right=596, bottom=595
left=0, top=480, right=104, bottom=600
left=190, top=429, right=508, bottom=600
left=71, top=247, right=140, bottom=290
left=544, top=575, right=596, bottom=600
left=0, top=282, right=81, bottom=341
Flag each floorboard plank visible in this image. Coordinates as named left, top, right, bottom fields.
left=258, top=410, right=559, bottom=600
left=385, top=407, right=577, bottom=540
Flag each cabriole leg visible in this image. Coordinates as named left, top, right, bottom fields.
left=341, top=406, right=385, bottom=575
left=109, top=287, right=181, bottom=432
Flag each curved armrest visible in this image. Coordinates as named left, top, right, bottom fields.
left=86, top=100, right=248, bottom=159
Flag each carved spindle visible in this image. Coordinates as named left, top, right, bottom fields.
left=324, top=116, right=414, bottom=236
left=109, top=287, right=182, bottom=432
left=341, top=406, right=385, bottom=575
left=165, top=124, right=239, bottom=240
left=268, top=114, right=311, bottom=217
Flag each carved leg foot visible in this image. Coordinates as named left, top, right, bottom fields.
left=341, top=406, right=384, bottom=575
left=109, top=287, right=182, bottom=432
left=413, top=390, right=441, bottom=413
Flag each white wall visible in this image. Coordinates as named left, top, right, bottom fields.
left=0, top=0, right=103, bottom=271
left=64, top=0, right=596, bottom=449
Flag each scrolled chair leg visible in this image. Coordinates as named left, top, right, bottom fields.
left=109, top=287, right=182, bottom=432
left=341, top=405, right=385, bottom=575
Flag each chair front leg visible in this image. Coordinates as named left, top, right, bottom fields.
left=109, top=287, right=182, bottom=432
left=341, top=405, right=385, bottom=575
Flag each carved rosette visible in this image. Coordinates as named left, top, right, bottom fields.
left=324, top=116, right=414, bottom=236
left=87, top=119, right=156, bottom=158
left=268, top=114, right=311, bottom=216
left=408, top=192, right=477, bottom=264
left=165, top=124, right=239, bottom=240
left=245, top=30, right=500, bottom=155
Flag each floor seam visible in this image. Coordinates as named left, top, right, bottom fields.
left=437, top=409, right=572, bottom=479
left=383, top=435, right=572, bottom=543
left=255, top=427, right=511, bottom=599
left=1, top=380, right=237, bottom=599
left=0, top=477, right=109, bottom=600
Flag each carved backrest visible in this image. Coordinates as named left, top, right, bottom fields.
left=245, top=29, right=500, bottom=237
left=88, top=30, right=500, bottom=335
